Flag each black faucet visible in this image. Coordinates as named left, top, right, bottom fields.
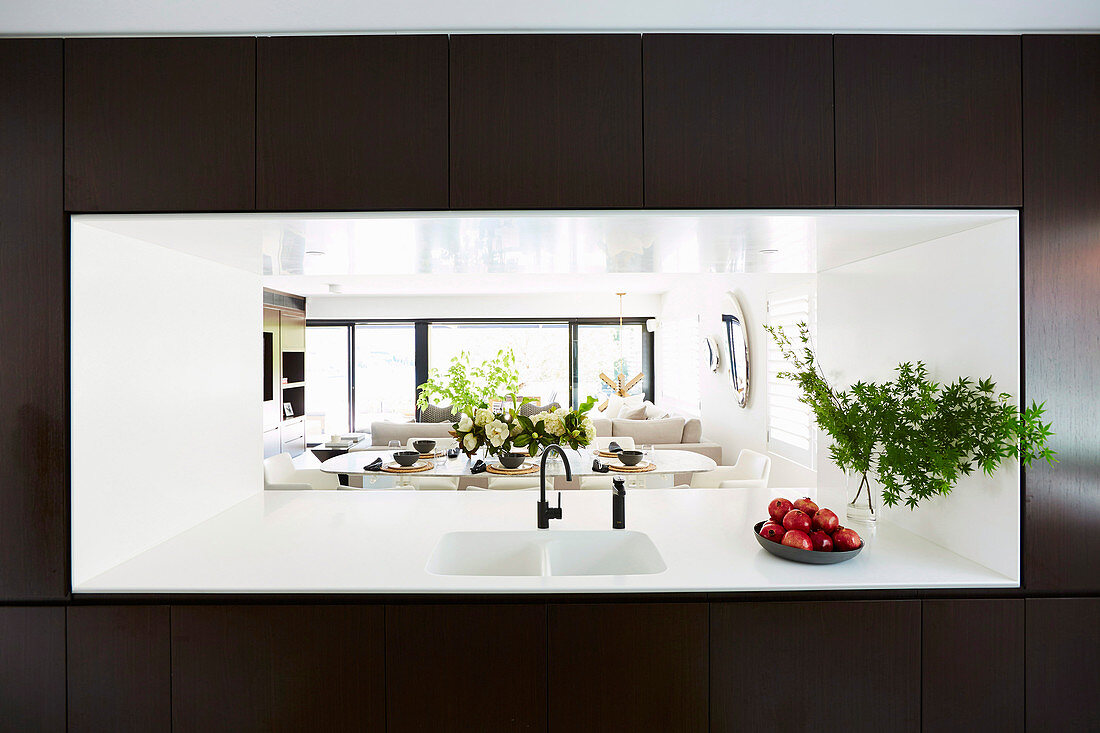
left=538, top=444, right=570, bottom=529
left=612, top=476, right=626, bottom=529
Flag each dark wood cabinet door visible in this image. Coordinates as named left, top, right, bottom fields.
left=835, top=35, right=1022, bottom=207
left=711, top=601, right=920, bottom=732
left=450, top=34, right=642, bottom=209
left=0, top=39, right=67, bottom=602
left=1026, top=598, right=1100, bottom=729
left=65, top=37, right=255, bottom=212
left=922, top=599, right=1023, bottom=731
left=171, top=605, right=385, bottom=732
left=548, top=603, right=708, bottom=732
left=67, top=606, right=171, bottom=733
left=257, top=35, right=448, bottom=211
left=0, top=606, right=66, bottom=730
left=1022, top=35, right=1100, bottom=593
left=386, top=603, right=547, bottom=732
left=643, top=34, right=834, bottom=208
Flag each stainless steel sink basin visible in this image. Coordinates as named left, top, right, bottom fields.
left=426, top=530, right=666, bottom=577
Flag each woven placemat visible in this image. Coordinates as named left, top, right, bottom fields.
left=596, top=450, right=621, bottom=459
left=609, top=462, right=656, bottom=473
left=486, top=462, right=539, bottom=475
left=381, top=461, right=434, bottom=474
left=418, top=451, right=445, bottom=459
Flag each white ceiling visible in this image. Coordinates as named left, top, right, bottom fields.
left=3, top=0, right=1098, bottom=35
left=75, top=210, right=1017, bottom=297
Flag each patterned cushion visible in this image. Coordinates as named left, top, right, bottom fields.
left=518, top=402, right=561, bottom=417
left=419, top=404, right=456, bottom=423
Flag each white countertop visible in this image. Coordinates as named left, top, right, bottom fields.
left=76, top=488, right=1016, bottom=594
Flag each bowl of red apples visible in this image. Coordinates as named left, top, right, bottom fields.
left=754, top=497, right=864, bottom=564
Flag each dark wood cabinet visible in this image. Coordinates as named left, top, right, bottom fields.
left=1022, top=35, right=1100, bottom=593
left=1026, top=598, right=1100, bottom=729
left=711, top=600, right=920, bottom=731
left=257, top=35, right=448, bottom=211
left=922, top=599, right=1023, bottom=731
left=171, top=605, right=385, bottom=732
left=0, top=39, right=68, bottom=602
left=67, top=606, right=171, bottom=732
left=643, top=34, right=834, bottom=208
left=450, top=34, right=642, bottom=209
left=386, top=604, right=547, bottom=732
left=0, top=606, right=66, bottom=730
left=548, top=602, right=708, bottom=732
left=835, top=35, right=1022, bottom=207
left=65, top=37, right=255, bottom=212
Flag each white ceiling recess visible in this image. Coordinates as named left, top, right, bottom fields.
left=2, top=0, right=1099, bottom=36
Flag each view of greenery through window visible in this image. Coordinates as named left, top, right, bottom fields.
left=576, top=323, right=645, bottom=405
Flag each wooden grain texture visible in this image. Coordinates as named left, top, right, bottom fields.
left=171, top=605, right=385, bottom=732
left=67, top=606, right=171, bottom=733
left=257, top=35, right=448, bottom=211
left=643, top=34, right=834, bottom=207
left=835, top=35, right=1022, bottom=207
left=922, top=599, right=1023, bottom=732
left=65, top=37, right=255, bottom=212
left=386, top=603, right=547, bottom=732
left=1022, top=35, right=1100, bottom=593
left=711, top=600, right=920, bottom=732
left=0, top=39, right=68, bottom=601
left=450, top=34, right=642, bottom=209
left=0, top=606, right=66, bottom=730
left=548, top=603, right=708, bottom=732
left=1026, top=598, right=1100, bottom=729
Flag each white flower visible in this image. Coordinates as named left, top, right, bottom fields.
left=486, top=419, right=509, bottom=447
left=456, top=414, right=473, bottom=432
left=462, top=433, right=479, bottom=452
left=532, top=411, right=549, bottom=425
left=474, top=408, right=494, bottom=426
left=582, top=417, right=596, bottom=443
left=543, top=411, right=566, bottom=436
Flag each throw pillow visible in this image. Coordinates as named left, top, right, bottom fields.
left=643, top=401, right=670, bottom=420
left=618, top=404, right=649, bottom=420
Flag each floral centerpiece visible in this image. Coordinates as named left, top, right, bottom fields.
left=450, top=396, right=599, bottom=458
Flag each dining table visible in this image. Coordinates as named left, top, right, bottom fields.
left=319, top=447, right=717, bottom=489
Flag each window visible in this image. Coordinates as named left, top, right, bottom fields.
left=575, top=323, right=647, bottom=407
left=353, top=324, right=416, bottom=428
left=429, top=322, right=569, bottom=407
left=766, top=287, right=816, bottom=469
left=305, top=326, right=350, bottom=435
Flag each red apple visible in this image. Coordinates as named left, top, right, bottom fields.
left=793, top=497, right=819, bottom=516
left=758, top=522, right=786, bottom=543
left=768, top=498, right=794, bottom=523
left=812, top=508, right=840, bottom=534
left=833, top=527, right=863, bottom=551
left=810, top=530, right=834, bottom=551
left=781, top=530, right=813, bottom=551
left=781, top=509, right=812, bottom=534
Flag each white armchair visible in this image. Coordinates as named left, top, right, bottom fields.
left=690, top=448, right=771, bottom=489
left=263, top=453, right=340, bottom=491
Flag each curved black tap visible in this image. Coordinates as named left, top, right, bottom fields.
left=538, top=444, right=571, bottom=529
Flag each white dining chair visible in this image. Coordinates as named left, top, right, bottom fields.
left=690, top=448, right=771, bottom=489
left=263, top=453, right=340, bottom=491
left=476, top=477, right=541, bottom=491
left=412, top=477, right=460, bottom=491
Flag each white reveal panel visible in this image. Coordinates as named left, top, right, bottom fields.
left=70, top=223, right=262, bottom=586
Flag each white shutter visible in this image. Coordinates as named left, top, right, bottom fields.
left=766, top=287, right=816, bottom=468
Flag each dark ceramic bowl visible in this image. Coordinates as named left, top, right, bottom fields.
left=413, top=439, right=437, bottom=454
left=618, top=450, right=644, bottom=466
left=393, top=450, right=421, bottom=467
left=753, top=521, right=864, bottom=564
left=498, top=452, right=527, bottom=469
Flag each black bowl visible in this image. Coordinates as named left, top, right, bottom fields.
left=618, top=450, right=644, bottom=466
left=498, top=452, right=527, bottom=469
left=413, top=439, right=437, bottom=454
left=752, top=521, right=864, bottom=564
left=393, top=450, right=421, bottom=467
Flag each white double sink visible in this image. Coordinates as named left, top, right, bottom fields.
left=427, top=530, right=667, bottom=577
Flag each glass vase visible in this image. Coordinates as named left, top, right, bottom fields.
left=845, top=470, right=877, bottom=525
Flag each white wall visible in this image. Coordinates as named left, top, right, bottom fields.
left=816, top=218, right=1020, bottom=579
left=71, top=224, right=261, bottom=586
left=658, top=274, right=817, bottom=486
left=306, top=292, right=662, bottom=320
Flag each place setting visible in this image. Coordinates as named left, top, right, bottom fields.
left=486, top=451, right=540, bottom=475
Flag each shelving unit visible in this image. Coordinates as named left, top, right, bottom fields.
left=263, top=289, right=307, bottom=457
